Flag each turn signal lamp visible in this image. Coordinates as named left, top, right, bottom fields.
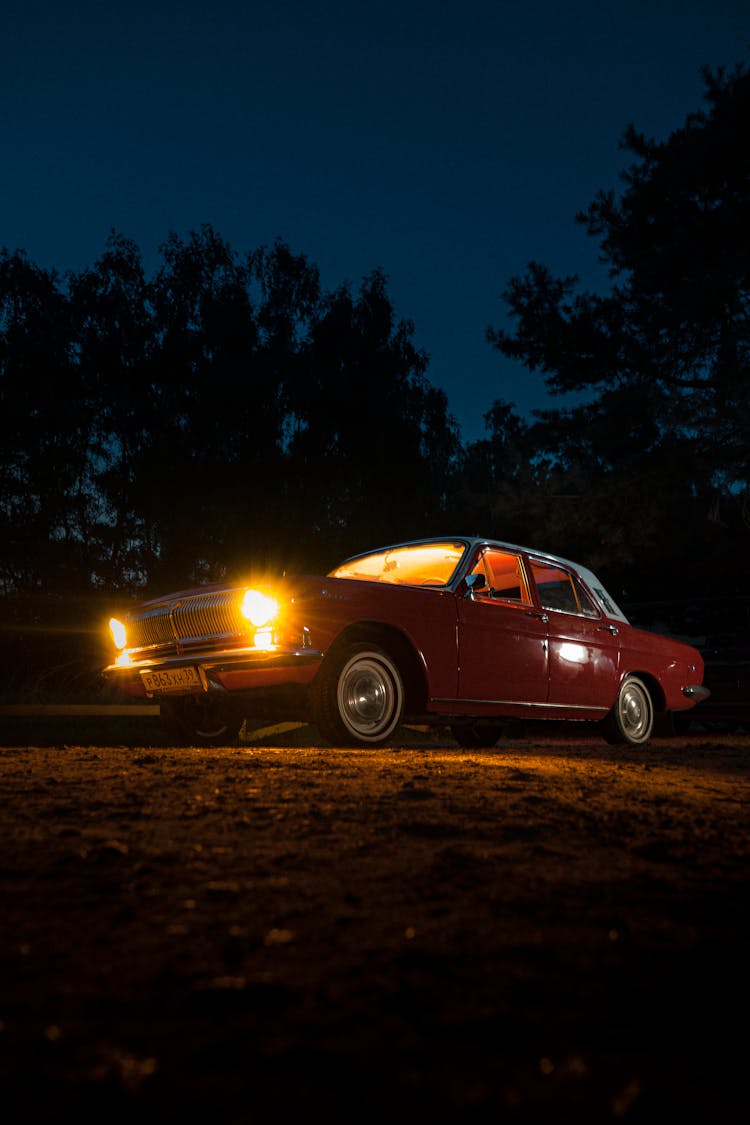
left=253, top=627, right=275, bottom=651
left=109, top=617, right=127, bottom=650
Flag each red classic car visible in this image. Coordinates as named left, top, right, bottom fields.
left=104, top=536, right=709, bottom=747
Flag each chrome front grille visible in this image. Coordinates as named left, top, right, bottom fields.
left=128, top=588, right=246, bottom=653
left=133, top=607, right=176, bottom=648
left=171, top=591, right=245, bottom=642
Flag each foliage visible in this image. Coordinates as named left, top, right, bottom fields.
left=486, top=62, right=750, bottom=593
left=0, top=229, right=461, bottom=604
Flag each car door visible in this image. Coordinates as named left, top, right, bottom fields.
left=528, top=558, right=621, bottom=709
left=456, top=548, right=549, bottom=705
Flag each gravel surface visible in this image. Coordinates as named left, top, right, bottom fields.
left=0, top=723, right=748, bottom=1123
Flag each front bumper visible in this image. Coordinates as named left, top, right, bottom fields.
left=104, top=644, right=324, bottom=698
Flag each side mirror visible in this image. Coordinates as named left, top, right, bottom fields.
left=464, top=573, right=487, bottom=599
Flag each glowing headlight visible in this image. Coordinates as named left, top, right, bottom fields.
left=241, top=589, right=279, bottom=628
left=109, top=617, right=127, bottom=650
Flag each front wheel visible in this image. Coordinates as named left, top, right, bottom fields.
left=312, top=644, right=404, bottom=746
left=602, top=675, right=654, bottom=746
left=160, top=695, right=243, bottom=746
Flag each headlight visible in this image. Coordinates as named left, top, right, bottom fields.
left=109, top=617, right=127, bottom=650
left=240, top=589, right=279, bottom=628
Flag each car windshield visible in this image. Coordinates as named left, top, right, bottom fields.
left=329, top=541, right=467, bottom=587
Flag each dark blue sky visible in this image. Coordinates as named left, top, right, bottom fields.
left=2, top=0, right=747, bottom=441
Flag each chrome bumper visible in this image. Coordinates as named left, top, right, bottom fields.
left=682, top=684, right=711, bottom=703
left=104, top=644, right=323, bottom=678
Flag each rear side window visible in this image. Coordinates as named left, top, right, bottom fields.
left=530, top=560, right=599, bottom=617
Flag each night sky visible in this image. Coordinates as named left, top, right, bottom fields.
left=2, top=0, right=747, bottom=442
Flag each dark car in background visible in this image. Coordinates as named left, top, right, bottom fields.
left=624, top=597, right=750, bottom=731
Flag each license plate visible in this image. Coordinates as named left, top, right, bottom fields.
left=140, top=666, right=203, bottom=694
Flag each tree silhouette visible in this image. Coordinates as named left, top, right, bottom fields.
left=67, top=232, right=155, bottom=589
left=0, top=249, right=90, bottom=594
left=283, top=270, right=460, bottom=565
left=486, top=62, right=750, bottom=593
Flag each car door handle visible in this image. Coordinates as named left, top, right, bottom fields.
left=525, top=610, right=549, bottom=623
left=598, top=624, right=619, bottom=636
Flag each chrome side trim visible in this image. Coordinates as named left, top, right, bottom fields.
left=431, top=697, right=608, bottom=715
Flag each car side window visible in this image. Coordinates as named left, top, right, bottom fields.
left=530, top=560, right=599, bottom=617
left=471, top=550, right=531, bottom=605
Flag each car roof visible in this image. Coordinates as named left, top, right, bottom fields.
left=337, top=536, right=629, bottom=623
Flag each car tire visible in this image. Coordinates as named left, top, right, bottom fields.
left=160, top=696, right=242, bottom=747
left=602, top=675, right=654, bottom=746
left=313, top=643, right=404, bottom=746
left=450, top=723, right=506, bottom=748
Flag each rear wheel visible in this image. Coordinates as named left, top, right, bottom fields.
left=160, top=695, right=242, bottom=746
left=313, top=644, right=404, bottom=746
left=602, top=676, right=654, bottom=746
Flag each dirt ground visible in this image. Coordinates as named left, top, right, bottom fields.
left=0, top=716, right=748, bottom=1124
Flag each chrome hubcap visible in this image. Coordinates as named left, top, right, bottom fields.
left=338, top=656, right=399, bottom=738
left=620, top=683, right=650, bottom=740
